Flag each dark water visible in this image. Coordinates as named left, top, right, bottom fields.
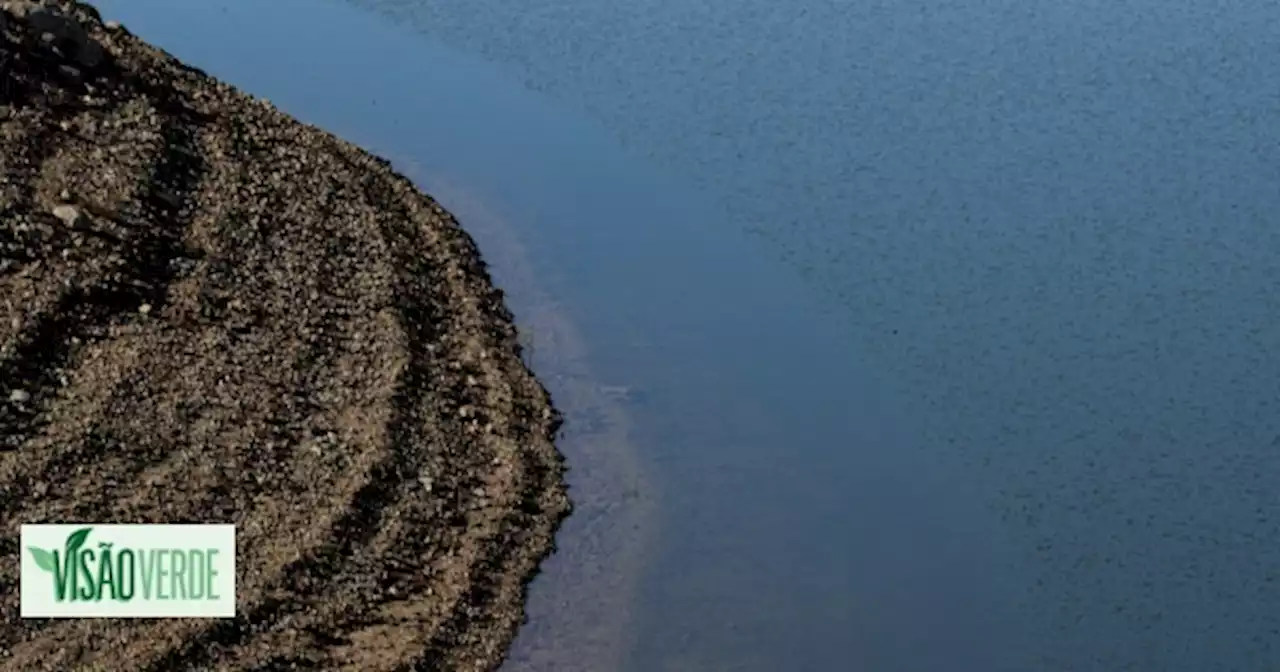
left=96, top=0, right=1280, bottom=670
left=343, top=1, right=1280, bottom=669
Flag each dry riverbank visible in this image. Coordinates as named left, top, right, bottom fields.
left=0, top=1, right=569, bottom=669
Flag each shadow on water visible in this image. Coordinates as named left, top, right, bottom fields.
left=93, top=1, right=1034, bottom=669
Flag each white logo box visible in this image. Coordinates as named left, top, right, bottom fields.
left=20, top=524, right=236, bottom=618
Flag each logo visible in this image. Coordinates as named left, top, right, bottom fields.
left=20, top=524, right=235, bottom=618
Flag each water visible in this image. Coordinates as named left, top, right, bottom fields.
left=342, top=1, right=1280, bottom=669
left=93, top=0, right=1280, bottom=670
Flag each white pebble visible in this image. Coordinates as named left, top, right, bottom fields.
left=51, top=204, right=82, bottom=226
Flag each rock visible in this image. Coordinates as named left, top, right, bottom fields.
left=27, top=7, right=86, bottom=44
left=26, top=6, right=105, bottom=69
left=51, top=203, right=82, bottom=226
left=138, top=303, right=152, bottom=315
left=1, top=1, right=30, bottom=20
left=155, top=188, right=181, bottom=208
left=104, top=20, right=120, bottom=30
left=8, top=389, right=30, bottom=404
left=74, top=36, right=103, bottom=69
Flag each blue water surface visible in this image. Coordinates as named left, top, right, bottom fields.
left=341, top=1, right=1280, bottom=669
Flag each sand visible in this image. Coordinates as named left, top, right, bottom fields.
left=0, top=1, right=570, bottom=669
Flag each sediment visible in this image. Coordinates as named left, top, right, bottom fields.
left=0, top=1, right=570, bottom=669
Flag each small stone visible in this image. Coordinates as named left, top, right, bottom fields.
left=156, top=189, right=181, bottom=207
left=104, top=20, right=121, bottom=30
left=59, top=189, right=70, bottom=202
left=8, top=389, right=30, bottom=404
left=51, top=204, right=82, bottom=226
left=2, top=1, right=30, bottom=18
left=418, top=474, right=433, bottom=493
left=138, top=303, right=152, bottom=315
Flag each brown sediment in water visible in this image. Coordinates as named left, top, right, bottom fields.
left=0, top=2, right=569, bottom=670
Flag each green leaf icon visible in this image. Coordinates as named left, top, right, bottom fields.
left=66, top=527, right=92, bottom=554
left=27, top=547, right=56, bottom=573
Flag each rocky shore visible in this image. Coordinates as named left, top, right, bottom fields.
left=0, top=1, right=569, bottom=669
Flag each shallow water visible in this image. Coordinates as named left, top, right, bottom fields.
left=92, top=0, right=1033, bottom=670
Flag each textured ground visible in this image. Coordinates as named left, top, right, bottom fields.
left=0, top=2, right=570, bottom=669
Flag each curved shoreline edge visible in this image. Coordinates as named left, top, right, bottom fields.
left=408, top=174, right=657, bottom=672
left=1, top=2, right=569, bottom=669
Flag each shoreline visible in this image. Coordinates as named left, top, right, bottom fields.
left=409, top=174, right=656, bottom=672
left=0, top=1, right=569, bottom=669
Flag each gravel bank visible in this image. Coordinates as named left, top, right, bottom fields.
left=0, top=1, right=570, bottom=669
